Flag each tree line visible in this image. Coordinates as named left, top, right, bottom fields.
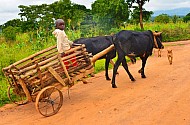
left=0, top=0, right=190, bottom=42
left=0, top=0, right=153, bottom=32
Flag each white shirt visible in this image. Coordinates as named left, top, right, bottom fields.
left=52, top=29, right=73, bottom=53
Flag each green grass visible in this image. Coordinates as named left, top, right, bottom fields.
left=0, top=78, right=9, bottom=106
left=124, top=22, right=190, bottom=42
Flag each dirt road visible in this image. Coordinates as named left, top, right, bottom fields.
left=1, top=40, right=190, bottom=125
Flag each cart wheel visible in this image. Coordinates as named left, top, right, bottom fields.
left=35, top=86, right=63, bottom=117
left=7, top=85, right=28, bottom=105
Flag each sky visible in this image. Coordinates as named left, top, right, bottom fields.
left=0, top=0, right=190, bottom=25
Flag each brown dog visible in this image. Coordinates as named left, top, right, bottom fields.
left=167, top=48, right=173, bottom=65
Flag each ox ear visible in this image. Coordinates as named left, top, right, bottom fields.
left=157, top=32, right=162, bottom=35
left=112, top=34, right=117, bottom=42
left=153, top=32, right=162, bottom=36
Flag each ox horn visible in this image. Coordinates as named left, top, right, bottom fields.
left=153, top=32, right=162, bottom=36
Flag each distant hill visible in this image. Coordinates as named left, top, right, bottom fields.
left=152, top=7, right=190, bottom=17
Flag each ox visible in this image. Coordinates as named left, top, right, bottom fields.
left=73, top=36, right=116, bottom=80
left=111, top=30, right=164, bottom=88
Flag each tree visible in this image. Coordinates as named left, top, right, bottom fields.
left=154, top=14, right=170, bottom=23
left=69, top=4, right=89, bottom=30
left=172, top=15, right=179, bottom=23
left=2, top=19, right=22, bottom=29
left=130, top=6, right=153, bottom=25
left=17, top=0, right=89, bottom=30
left=183, top=13, right=190, bottom=23
left=18, top=5, right=40, bottom=31
left=92, top=0, right=129, bottom=30
left=1, top=19, right=22, bottom=36
left=45, top=0, right=89, bottom=30
left=127, top=0, right=150, bottom=30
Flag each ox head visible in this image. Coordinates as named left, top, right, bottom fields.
left=153, top=31, right=164, bottom=49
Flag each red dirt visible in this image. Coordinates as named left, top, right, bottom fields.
left=1, top=40, right=190, bottom=125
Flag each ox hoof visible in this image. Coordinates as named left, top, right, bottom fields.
left=112, top=84, right=117, bottom=88
left=81, top=78, right=88, bottom=84
left=106, top=77, right=111, bottom=81
left=131, top=78, right=136, bottom=81
left=138, top=69, right=142, bottom=73
left=141, top=75, right=146, bottom=78
left=90, top=73, right=95, bottom=77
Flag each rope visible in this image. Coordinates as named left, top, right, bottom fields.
left=153, top=32, right=162, bottom=48
left=153, top=36, right=159, bottom=48
left=67, top=86, right=71, bottom=99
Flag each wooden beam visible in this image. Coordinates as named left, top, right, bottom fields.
left=48, top=67, right=66, bottom=86
left=18, top=77, right=32, bottom=102
left=90, top=45, right=114, bottom=63
left=58, top=54, right=72, bottom=85
left=20, top=60, right=59, bottom=79
left=64, top=45, right=85, bottom=55
left=19, top=55, right=58, bottom=73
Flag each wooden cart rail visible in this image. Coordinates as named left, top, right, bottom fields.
left=2, top=44, right=92, bottom=101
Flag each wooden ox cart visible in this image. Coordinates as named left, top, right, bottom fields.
left=2, top=44, right=114, bottom=117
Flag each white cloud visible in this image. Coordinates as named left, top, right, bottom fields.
left=71, top=0, right=95, bottom=9
left=0, top=0, right=58, bottom=25
left=144, top=0, right=190, bottom=10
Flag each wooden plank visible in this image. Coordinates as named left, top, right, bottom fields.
left=28, top=70, right=49, bottom=81
left=58, top=54, right=72, bottom=84
left=71, top=67, right=94, bottom=82
left=60, top=51, right=83, bottom=61
left=64, top=45, right=85, bottom=55
left=20, top=60, right=59, bottom=79
left=48, top=67, right=66, bottom=86
left=18, top=50, right=57, bottom=70
left=19, top=54, right=58, bottom=73
left=18, top=77, right=32, bottom=102
left=36, top=62, right=44, bottom=88
left=9, top=69, right=18, bottom=86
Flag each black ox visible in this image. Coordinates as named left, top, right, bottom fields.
left=73, top=36, right=116, bottom=80
left=111, top=30, right=164, bottom=88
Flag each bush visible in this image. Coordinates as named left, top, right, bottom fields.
left=3, top=26, right=17, bottom=42
left=154, top=14, right=170, bottom=24
left=161, top=26, right=190, bottom=42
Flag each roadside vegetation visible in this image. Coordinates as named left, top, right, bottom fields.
left=0, top=0, right=190, bottom=106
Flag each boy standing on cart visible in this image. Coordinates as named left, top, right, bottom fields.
left=52, top=19, right=87, bottom=84
left=52, top=19, right=72, bottom=56
left=52, top=19, right=77, bottom=69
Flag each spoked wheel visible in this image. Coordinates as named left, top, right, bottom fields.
left=35, top=86, right=63, bottom=117
left=7, top=85, right=28, bottom=105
